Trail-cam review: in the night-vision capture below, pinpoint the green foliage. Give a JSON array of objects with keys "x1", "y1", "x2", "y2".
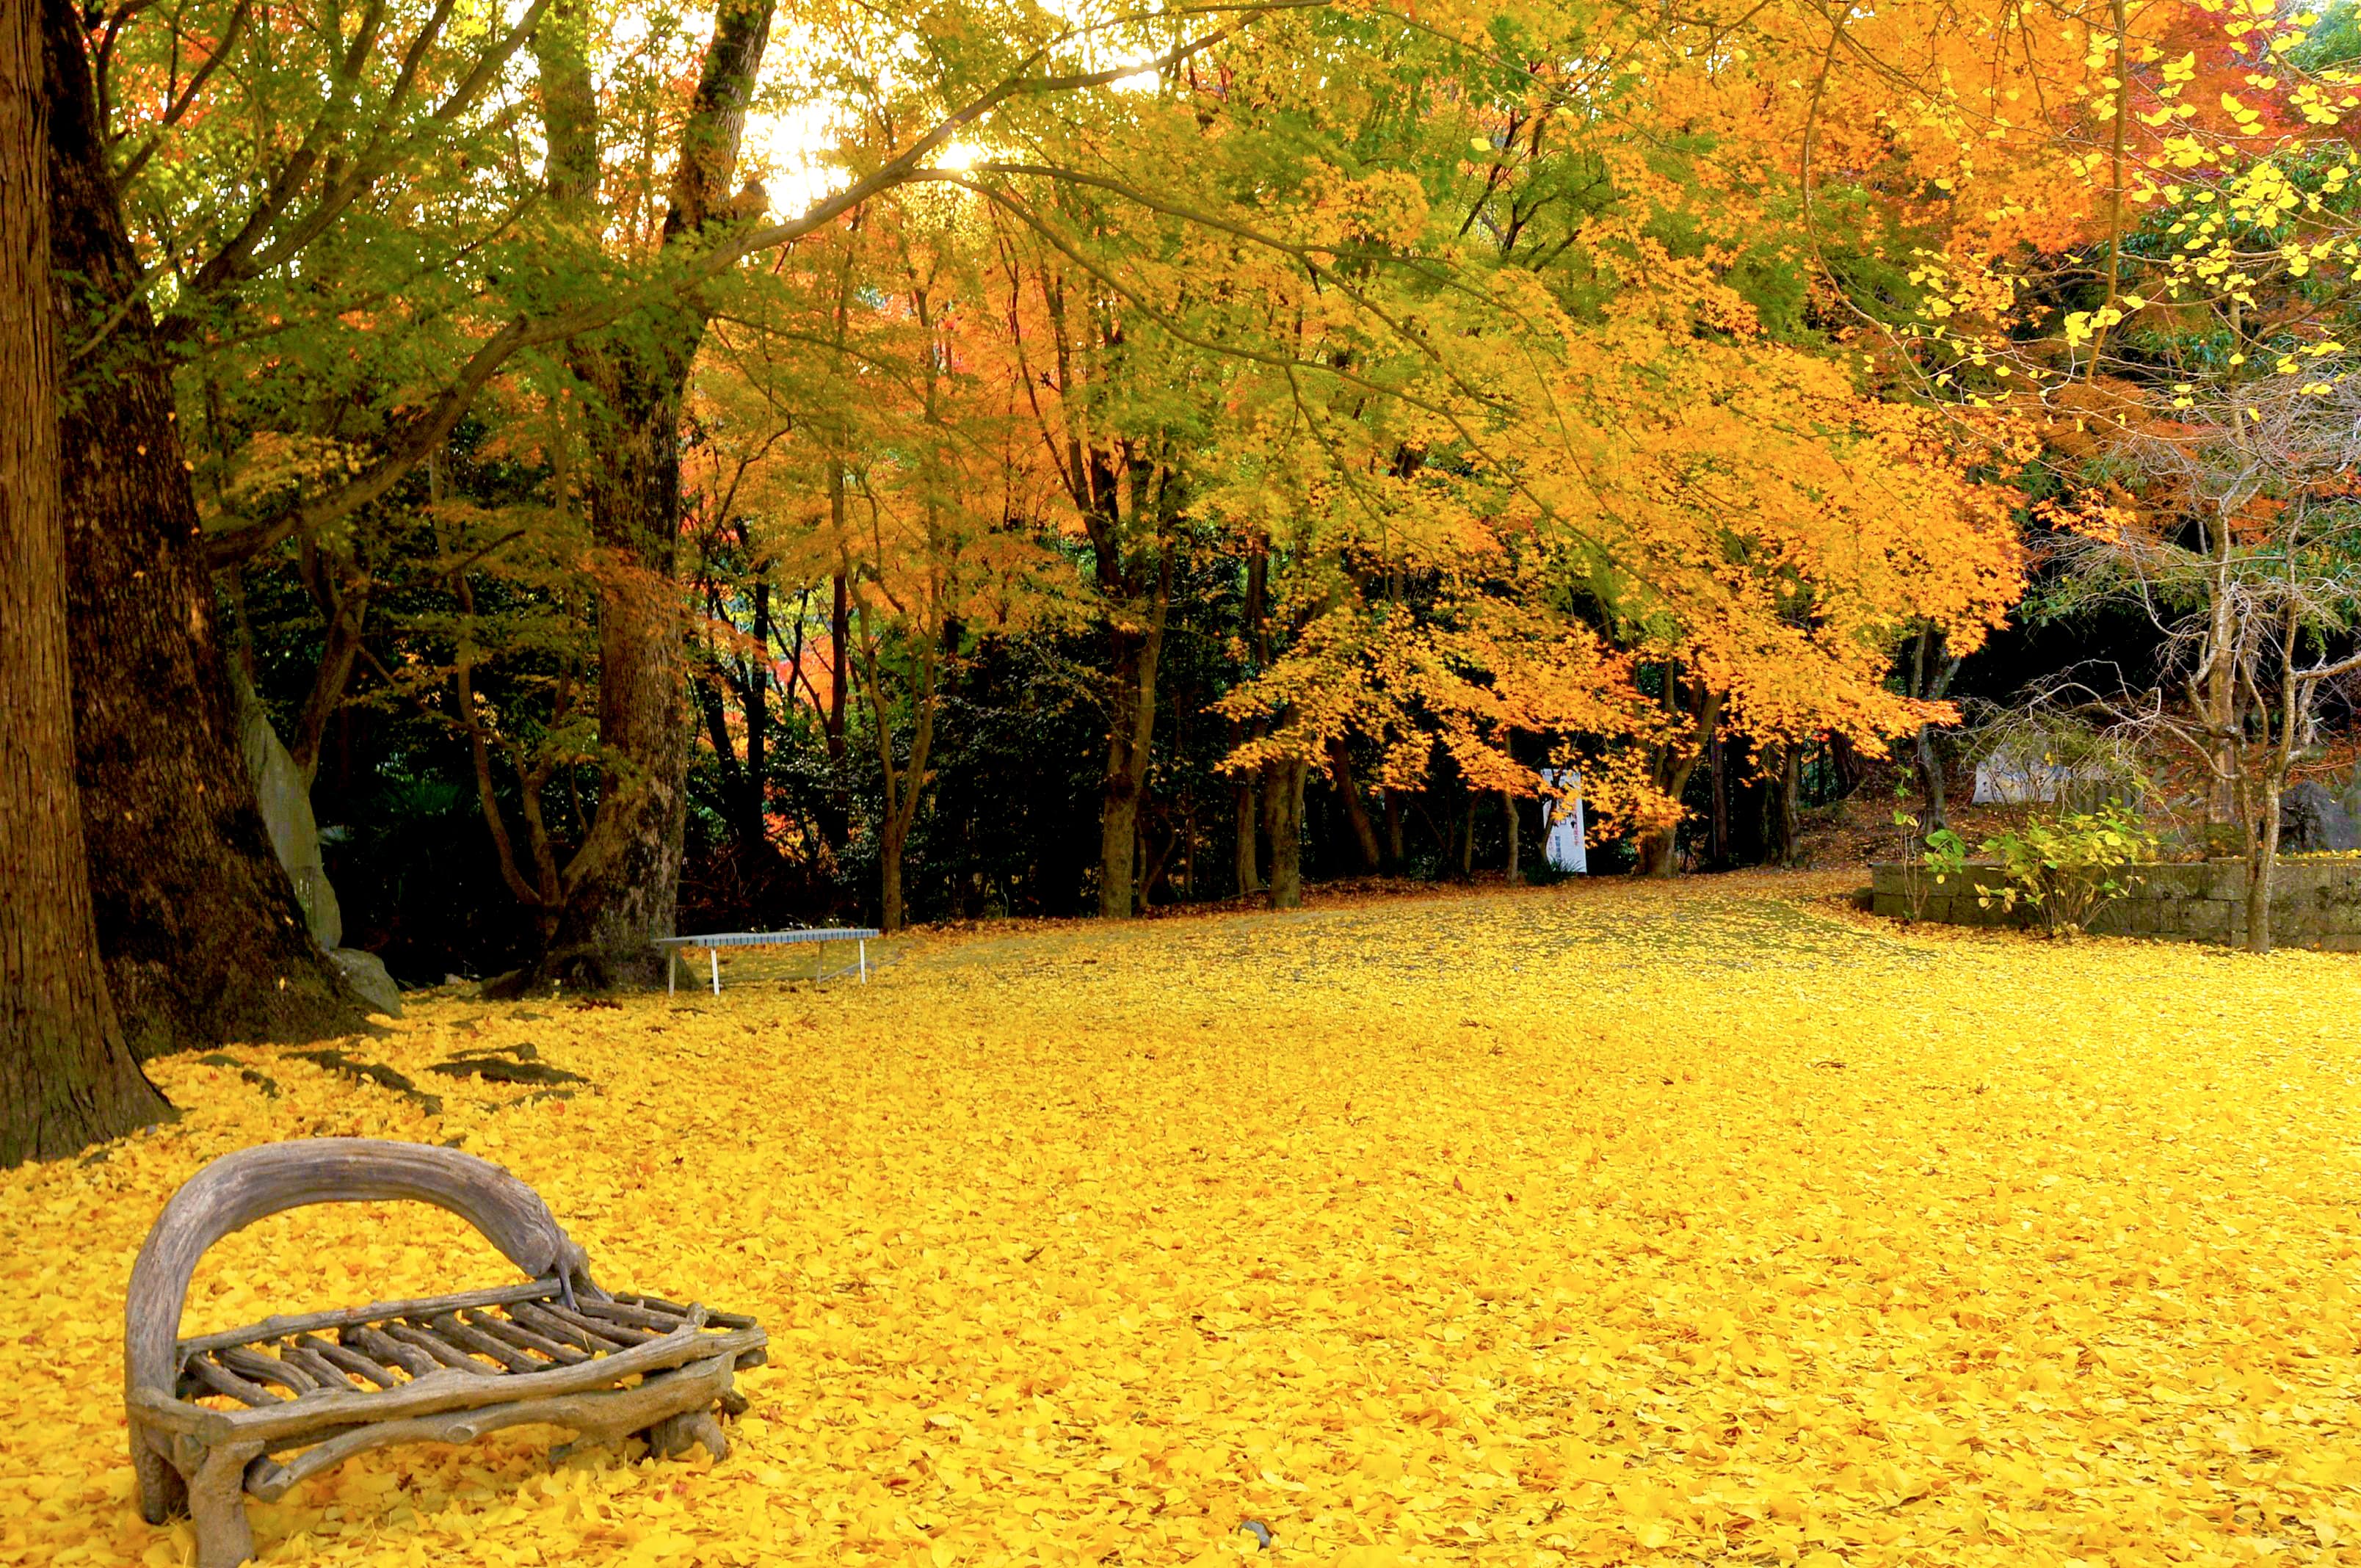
[{"x1": 1929, "y1": 803, "x2": 2159, "y2": 938}]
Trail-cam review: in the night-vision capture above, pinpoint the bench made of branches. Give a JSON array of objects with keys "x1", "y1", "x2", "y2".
[{"x1": 125, "y1": 1139, "x2": 767, "y2": 1568}]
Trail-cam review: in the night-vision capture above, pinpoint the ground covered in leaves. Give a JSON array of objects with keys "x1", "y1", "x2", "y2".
[{"x1": 8, "y1": 874, "x2": 2361, "y2": 1567}]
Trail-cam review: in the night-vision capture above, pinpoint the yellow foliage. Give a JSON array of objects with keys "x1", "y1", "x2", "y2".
[{"x1": 8, "y1": 876, "x2": 2361, "y2": 1565}]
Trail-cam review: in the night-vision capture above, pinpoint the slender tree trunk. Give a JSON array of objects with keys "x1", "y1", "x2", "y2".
[
  {"x1": 880, "y1": 825, "x2": 907, "y2": 932},
  {"x1": 1232, "y1": 537, "x2": 1267, "y2": 898},
  {"x1": 43, "y1": 0, "x2": 364, "y2": 1053},
  {"x1": 737, "y1": 576, "x2": 772, "y2": 873},
  {"x1": 1708, "y1": 731, "x2": 1729, "y2": 868},
  {"x1": 2246, "y1": 779, "x2": 2281, "y2": 954},
  {"x1": 1, "y1": 7, "x2": 169, "y2": 1161},
  {"x1": 289, "y1": 548, "x2": 369, "y2": 787},
  {"x1": 822, "y1": 570, "x2": 850, "y2": 857},
  {"x1": 1327, "y1": 735, "x2": 1382, "y2": 874},
  {"x1": 1909, "y1": 626, "x2": 1962, "y2": 833},
  {"x1": 855, "y1": 617, "x2": 938, "y2": 936},
  {"x1": 1383, "y1": 787, "x2": 1404, "y2": 868},
  {"x1": 1459, "y1": 791, "x2": 1476, "y2": 880},
  {"x1": 1097, "y1": 551, "x2": 1171, "y2": 919},
  {"x1": 1503, "y1": 789, "x2": 1521, "y2": 885},
  {"x1": 1230, "y1": 719, "x2": 1260, "y2": 896},
  {"x1": 1264, "y1": 757, "x2": 1307, "y2": 910}
]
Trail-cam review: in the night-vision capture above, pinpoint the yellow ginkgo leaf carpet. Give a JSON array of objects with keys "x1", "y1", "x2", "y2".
[{"x1": 7, "y1": 874, "x2": 2361, "y2": 1567}]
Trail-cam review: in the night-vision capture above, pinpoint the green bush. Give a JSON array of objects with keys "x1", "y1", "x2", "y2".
[{"x1": 1926, "y1": 802, "x2": 2158, "y2": 937}]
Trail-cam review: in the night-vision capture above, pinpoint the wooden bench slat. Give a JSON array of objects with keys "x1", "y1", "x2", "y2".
[
  {"x1": 278, "y1": 1343, "x2": 360, "y2": 1393},
  {"x1": 618, "y1": 1292, "x2": 760, "y2": 1332},
  {"x1": 294, "y1": 1334, "x2": 402, "y2": 1390},
  {"x1": 422, "y1": 1313, "x2": 543, "y2": 1373},
  {"x1": 533, "y1": 1299, "x2": 656, "y2": 1348},
  {"x1": 572, "y1": 1298, "x2": 681, "y2": 1335},
  {"x1": 463, "y1": 1308, "x2": 588, "y2": 1366},
  {"x1": 185, "y1": 1356, "x2": 285, "y2": 1407},
  {"x1": 380, "y1": 1322, "x2": 498, "y2": 1376},
  {"x1": 341, "y1": 1324, "x2": 437, "y2": 1379},
  {"x1": 217, "y1": 1345, "x2": 319, "y2": 1397},
  {"x1": 505, "y1": 1299, "x2": 605, "y2": 1352}
]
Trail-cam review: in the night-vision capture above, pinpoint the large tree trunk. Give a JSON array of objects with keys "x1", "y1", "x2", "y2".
[
  {"x1": 528, "y1": 0, "x2": 772, "y2": 987},
  {"x1": 1263, "y1": 757, "x2": 1308, "y2": 910},
  {"x1": 43, "y1": 0, "x2": 365, "y2": 1054},
  {"x1": 1, "y1": 4, "x2": 168, "y2": 1163},
  {"x1": 1503, "y1": 789, "x2": 1521, "y2": 885},
  {"x1": 537, "y1": 385, "x2": 695, "y2": 987},
  {"x1": 1764, "y1": 744, "x2": 1803, "y2": 866}
]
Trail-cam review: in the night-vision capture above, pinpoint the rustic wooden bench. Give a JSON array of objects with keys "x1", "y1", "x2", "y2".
[{"x1": 125, "y1": 1139, "x2": 766, "y2": 1568}]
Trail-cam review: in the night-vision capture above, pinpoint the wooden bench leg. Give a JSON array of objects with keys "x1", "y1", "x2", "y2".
[
  {"x1": 644, "y1": 1407, "x2": 729, "y2": 1462},
  {"x1": 131, "y1": 1422, "x2": 187, "y2": 1525},
  {"x1": 184, "y1": 1438, "x2": 265, "y2": 1568}
]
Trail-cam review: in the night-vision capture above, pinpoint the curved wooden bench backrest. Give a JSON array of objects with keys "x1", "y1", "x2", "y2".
[{"x1": 125, "y1": 1139, "x2": 591, "y2": 1401}]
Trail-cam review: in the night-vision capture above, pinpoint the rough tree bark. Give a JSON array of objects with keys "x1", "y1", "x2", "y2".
[
  {"x1": 1908, "y1": 625, "x2": 1962, "y2": 833},
  {"x1": 1263, "y1": 757, "x2": 1308, "y2": 910},
  {"x1": 1503, "y1": 789, "x2": 1521, "y2": 885},
  {"x1": 43, "y1": 0, "x2": 366, "y2": 1053},
  {"x1": 1095, "y1": 545, "x2": 1172, "y2": 919},
  {"x1": 1, "y1": 0, "x2": 169, "y2": 1164},
  {"x1": 1763, "y1": 745, "x2": 1803, "y2": 866},
  {"x1": 852, "y1": 607, "x2": 939, "y2": 934},
  {"x1": 529, "y1": 0, "x2": 773, "y2": 987},
  {"x1": 1327, "y1": 736, "x2": 1382, "y2": 874},
  {"x1": 1229, "y1": 717, "x2": 1261, "y2": 896},
  {"x1": 1635, "y1": 667, "x2": 1722, "y2": 878},
  {"x1": 822, "y1": 569, "x2": 851, "y2": 856}
]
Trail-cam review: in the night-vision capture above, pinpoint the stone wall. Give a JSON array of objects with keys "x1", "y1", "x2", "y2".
[{"x1": 1866, "y1": 859, "x2": 2361, "y2": 950}]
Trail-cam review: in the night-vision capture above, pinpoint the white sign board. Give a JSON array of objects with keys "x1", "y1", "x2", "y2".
[{"x1": 1539, "y1": 769, "x2": 1587, "y2": 874}]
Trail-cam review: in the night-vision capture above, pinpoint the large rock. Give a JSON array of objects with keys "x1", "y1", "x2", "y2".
[
  {"x1": 231, "y1": 667, "x2": 342, "y2": 948},
  {"x1": 2280, "y1": 780, "x2": 2361, "y2": 852},
  {"x1": 327, "y1": 948, "x2": 404, "y2": 1017}
]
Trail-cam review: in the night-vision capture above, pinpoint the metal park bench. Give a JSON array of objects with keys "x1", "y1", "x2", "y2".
[
  {"x1": 126, "y1": 1139, "x2": 766, "y2": 1568},
  {"x1": 654, "y1": 927, "x2": 882, "y2": 995}
]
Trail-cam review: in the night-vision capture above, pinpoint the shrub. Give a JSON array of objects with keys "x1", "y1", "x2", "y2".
[{"x1": 1926, "y1": 802, "x2": 2158, "y2": 937}]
